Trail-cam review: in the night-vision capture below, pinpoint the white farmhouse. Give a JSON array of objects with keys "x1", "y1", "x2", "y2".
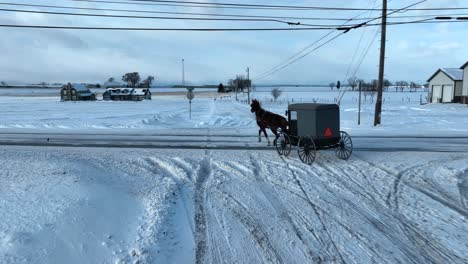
[{"x1": 427, "y1": 68, "x2": 463, "y2": 103}]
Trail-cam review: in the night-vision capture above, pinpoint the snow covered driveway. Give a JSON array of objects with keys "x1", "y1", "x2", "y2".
[{"x1": 1, "y1": 146, "x2": 467, "y2": 263}]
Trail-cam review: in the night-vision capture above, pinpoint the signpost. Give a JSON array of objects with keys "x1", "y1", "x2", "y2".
[{"x1": 186, "y1": 87, "x2": 194, "y2": 119}]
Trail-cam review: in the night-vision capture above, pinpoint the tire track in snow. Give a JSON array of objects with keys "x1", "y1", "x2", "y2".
[
  {"x1": 458, "y1": 169, "x2": 468, "y2": 209},
  {"x1": 278, "y1": 156, "x2": 450, "y2": 263},
  {"x1": 248, "y1": 155, "x2": 315, "y2": 262},
  {"x1": 278, "y1": 156, "x2": 347, "y2": 264},
  {"x1": 360, "y1": 158, "x2": 468, "y2": 217},
  {"x1": 194, "y1": 150, "x2": 213, "y2": 264},
  {"x1": 137, "y1": 157, "x2": 195, "y2": 263},
  {"x1": 347, "y1": 157, "x2": 468, "y2": 263},
  {"x1": 212, "y1": 186, "x2": 285, "y2": 264}
]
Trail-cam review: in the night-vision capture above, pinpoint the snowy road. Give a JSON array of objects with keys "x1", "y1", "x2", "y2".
[
  {"x1": 1, "y1": 145, "x2": 467, "y2": 263},
  {"x1": 0, "y1": 132, "x2": 468, "y2": 152}
]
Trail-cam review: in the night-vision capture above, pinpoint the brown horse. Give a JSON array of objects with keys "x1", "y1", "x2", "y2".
[{"x1": 250, "y1": 99, "x2": 288, "y2": 145}]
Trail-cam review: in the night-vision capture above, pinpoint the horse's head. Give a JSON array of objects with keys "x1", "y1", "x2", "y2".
[{"x1": 250, "y1": 99, "x2": 261, "y2": 113}]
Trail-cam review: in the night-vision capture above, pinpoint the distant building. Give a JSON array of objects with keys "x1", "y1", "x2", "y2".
[
  {"x1": 60, "y1": 83, "x2": 96, "y2": 101},
  {"x1": 427, "y1": 68, "x2": 463, "y2": 103},
  {"x1": 461, "y1": 61, "x2": 468, "y2": 104},
  {"x1": 102, "y1": 88, "x2": 151, "y2": 101}
]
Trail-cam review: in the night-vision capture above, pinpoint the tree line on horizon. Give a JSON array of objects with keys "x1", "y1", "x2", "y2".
[{"x1": 329, "y1": 77, "x2": 426, "y2": 92}]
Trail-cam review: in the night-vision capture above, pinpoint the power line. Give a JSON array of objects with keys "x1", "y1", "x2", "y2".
[
  {"x1": 72, "y1": 0, "x2": 468, "y2": 11},
  {"x1": 2, "y1": 6, "x2": 456, "y2": 28},
  {"x1": 254, "y1": 32, "x2": 349, "y2": 81},
  {"x1": 252, "y1": 0, "x2": 427, "y2": 81},
  {"x1": 2, "y1": 19, "x2": 464, "y2": 32},
  {"x1": 252, "y1": 4, "x2": 380, "y2": 81},
  {"x1": 0, "y1": 8, "x2": 311, "y2": 25},
  {"x1": 254, "y1": 0, "x2": 389, "y2": 81},
  {"x1": 344, "y1": 0, "x2": 378, "y2": 82},
  {"x1": 9, "y1": 7, "x2": 431, "y2": 28},
  {"x1": 0, "y1": 24, "x2": 342, "y2": 30},
  {"x1": 0, "y1": 2, "x2": 371, "y2": 21},
  {"x1": 3, "y1": 2, "x2": 462, "y2": 22}
]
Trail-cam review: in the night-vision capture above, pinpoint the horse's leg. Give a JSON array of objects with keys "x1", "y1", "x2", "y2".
[
  {"x1": 258, "y1": 129, "x2": 262, "y2": 142},
  {"x1": 271, "y1": 127, "x2": 279, "y2": 146},
  {"x1": 262, "y1": 128, "x2": 270, "y2": 145}
]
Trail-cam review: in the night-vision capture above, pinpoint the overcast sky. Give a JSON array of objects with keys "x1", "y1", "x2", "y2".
[{"x1": 0, "y1": 0, "x2": 467, "y2": 85}]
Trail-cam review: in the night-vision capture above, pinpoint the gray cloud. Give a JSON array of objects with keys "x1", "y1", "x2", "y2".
[{"x1": 0, "y1": 0, "x2": 467, "y2": 85}]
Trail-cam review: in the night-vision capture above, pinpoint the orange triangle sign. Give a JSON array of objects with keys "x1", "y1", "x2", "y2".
[{"x1": 323, "y1": 127, "x2": 333, "y2": 138}]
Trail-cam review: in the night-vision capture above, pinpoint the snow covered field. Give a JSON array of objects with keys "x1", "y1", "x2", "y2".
[
  {"x1": 0, "y1": 87, "x2": 468, "y2": 137},
  {"x1": 1, "y1": 88, "x2": 468, "y2": 263},
  {"x1": 1, "y1": 146, "x2": 467, "y2": 263}
]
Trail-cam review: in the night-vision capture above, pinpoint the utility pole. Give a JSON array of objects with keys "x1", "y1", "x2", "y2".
[
  {"x1": 358, "y1": 81, "x2": 362, "y2": 125},
  {"x1": 246, "y1": 67, "x2": 250, "y2": 104},
  {"x1": 374, "y1": 0, "x2": 387, "y2": 126},
  {"x1": 182, "y1": 59, "x2": 185, "y2": 87}
]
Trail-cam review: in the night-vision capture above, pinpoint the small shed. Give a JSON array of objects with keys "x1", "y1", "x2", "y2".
[
  {"x1": 427, "y1": 68, "x2": 463, "y2": 103},
  {"x1": 60, "y1": 83, "x2": 96, "y2": 101},
  {"x1": 461, "y1": 61, "x2": 468, "y2": 104}
]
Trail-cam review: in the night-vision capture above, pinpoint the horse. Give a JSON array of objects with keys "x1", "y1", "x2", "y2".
[{"x1": 250, "y1": 99, "x2": 288, "y2": 146}]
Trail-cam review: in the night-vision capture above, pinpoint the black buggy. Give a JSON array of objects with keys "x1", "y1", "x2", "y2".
[{"x1": 275, "y1": 103, "x2": 353, "y2": 165}]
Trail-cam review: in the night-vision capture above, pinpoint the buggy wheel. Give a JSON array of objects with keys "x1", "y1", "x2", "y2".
[
  {"x1": 297, "y1": 136, "x2": 317, "y2": 165},
  {"x1": 335, "y1": 131, "x2": 353, "y2": 160},
  {"x1": 276, "y1": 132, "x2": 292, "y2": 156}
]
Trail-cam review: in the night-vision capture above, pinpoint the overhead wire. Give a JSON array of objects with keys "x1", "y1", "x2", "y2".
[
  {"x1": 253, "y1": 0, "x2": 427, "y2": 82},
  {"x1": 344, "y1": 0, "x2": 378, "y2": 83},
  {"x1": 71, "y1": 0, "x2": 468, "y2": 11},
  {"x1": 1, "y1": 2, "x2": 465, "y2": 22}
]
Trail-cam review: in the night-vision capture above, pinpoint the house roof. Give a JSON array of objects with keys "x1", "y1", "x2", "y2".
[
  {"x1": 460, "y1": 61, "x2": 468, "y2": 69},
  {"x1": 71, "y1": 83, "x2": 90, "y2": 92},
  {"x1": 427, "y1": 68, "x2": 463, "y2": 82},
  {"x1": 106, "y1": 88, "x2": 133, "y2": 95},
  {"x1": 62, "y1": 83, "x2": 92, "y2": 92},
  {"x1": 132, "y1": 88, "x2": 150, "y2": 95}
]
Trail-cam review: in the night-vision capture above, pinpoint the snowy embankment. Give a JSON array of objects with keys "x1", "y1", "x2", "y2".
[{"x1": 1, "y1": 146, "x2": 467, "y2": 263}]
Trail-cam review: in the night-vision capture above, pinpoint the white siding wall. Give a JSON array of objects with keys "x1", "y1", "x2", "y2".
[{"x1": 463, "y1": 66, "x2": 468, "y2": 96}]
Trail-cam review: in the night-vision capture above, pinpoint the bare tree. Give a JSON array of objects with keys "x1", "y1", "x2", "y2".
[
  {"x1": 0, "y1": 81, "x2": 7, "y2": 87},
  {"x1": 329, "y1": 82, "x2": 335, "y2": 91},
  {"x1": 108, "y1": 77, "x2": 115, "y2": 83},
  {"x1": 122, "y1": 72, "x2": 141, "y2": 88},
  {"x1": 383, "y1": 79, "x2": 392, "y2": 92},
  {"x1": 347, "y1": 76, "x2": 358, "y2": 91},
  {"x1": 141, "y1": 75, "x2": 155, "y2": 88},
  {"x1": 271, "y1": 88, "x2": 282, "y2": 102},
  {"x1": 232, "y1": 75, "x2": 251, "y2": 93},
  {"x1": 400, "y1": 81, "x2": 408, "y2": 92},
  {"x1": 410, "y1": 81, "x2": 417, "y2": 92}
]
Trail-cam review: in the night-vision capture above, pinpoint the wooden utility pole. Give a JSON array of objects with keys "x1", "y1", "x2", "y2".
[
  {"x1": 374, "y1": 0, "x2": 387, "y2": 126},
  {"x1": 246, "y1": 67, "x2": 250, "y2": 104},
  {"x1": 182, "y1": 59, "x2": 185, "y2": 87},
  {"x1": 358, "y1": 81, "x2": 362, "y2": 125}
]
